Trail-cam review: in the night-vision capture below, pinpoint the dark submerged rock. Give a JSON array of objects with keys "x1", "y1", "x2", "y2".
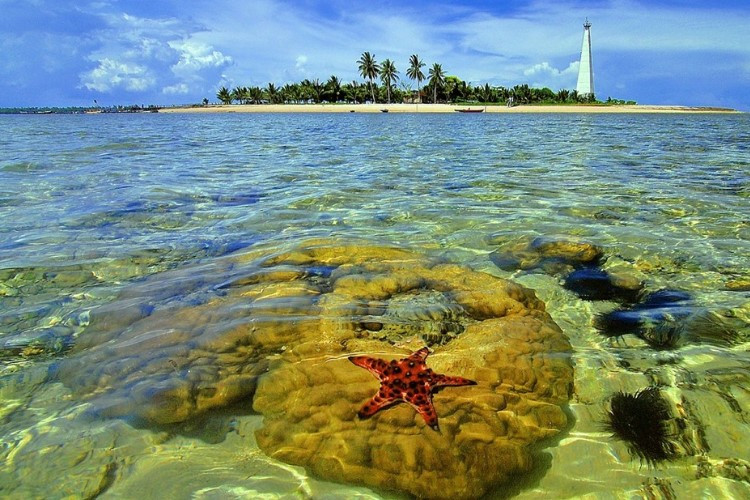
[
  {"x1": 563, "y1": 267, "x2": 641, "y2": 302},
  {"x1": 0, "y1": 326, "x2": 74, "y2": 359},
  {"x1": 639, "y1": 289, "x2": 692, "y2": 307},
  {"x1": 596, "y1": 290, "x2": 744, "y2": 349},
  {"x1": 596, "y1": 289, "x2": 693, "y2": 347}
]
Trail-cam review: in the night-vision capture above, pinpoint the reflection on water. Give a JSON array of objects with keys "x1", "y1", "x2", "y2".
[{"x1": 0, "y1": 113, "x2": 749, "y2": 498}]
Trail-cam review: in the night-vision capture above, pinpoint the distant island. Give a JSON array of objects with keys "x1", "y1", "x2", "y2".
[
  {"x1": 159, "y1": 104, "x2": 739, "y2": 114},
  {"x1": 210, "y1": 52, "x2": 626, "y2": 108},
  {"x1": 0, "y1": 52, "x2": 740, "y2": 114}
]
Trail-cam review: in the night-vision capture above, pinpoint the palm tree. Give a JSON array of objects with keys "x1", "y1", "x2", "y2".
[
  {"x1": 231, "y1": 86, "x2": 246, "y2": 104},
  {"x1": 282, "y1": 83, "x2": 300, "y2": 103},
  {"x1": 478, "y1": 83, "x2": 493, "y2": 103},
  {"x1": 299, "y1": 79, "x2": 313, "y2": 102},
  {"x1": 216, "y1": 86, "x2": 232, "y2": 105},
  {"x1": 407, "y1": 54, "x2": 425, "y2": 103},
  {"x1": 379, "y1": 59, "x2": 398, "y2": 104},
  {"x1": 344, "y1": 81, "x2": 366, "y2": 103},
  {"x1": 265, "y1": 83, "x2": 280, "y2": 104},
  {"x1": 326, "y1": 75, "x2": 342, "y2": 103},
  {"x1": 428, "y1": 63, "x2": 445, "y2": 104},
  {"x1": 249, "y1": 86, "x2": 263, "y2": 104},
  {"x1": 358, "y1": 51, "x2": 380, "y2": 103},
  {"x1": 311, "y1": 78, "x2": 324, "y2": 103},
  {"x1": 512, "y1": 84, "x2": 531, "y2": 104}
]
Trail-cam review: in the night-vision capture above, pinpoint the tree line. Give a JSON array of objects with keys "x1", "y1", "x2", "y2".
[{"x1": 215, "y1": 52, "x2": 608, "y2": 106}]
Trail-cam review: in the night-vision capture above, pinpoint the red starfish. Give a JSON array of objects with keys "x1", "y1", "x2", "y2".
[{"x1": 349, "y1": 347, "x2": 476, "y2": 431}]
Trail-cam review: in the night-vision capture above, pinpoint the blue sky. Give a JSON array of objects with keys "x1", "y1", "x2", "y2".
[{"x1": 1, "y1": 0, "x2": 748, "y2": 109}]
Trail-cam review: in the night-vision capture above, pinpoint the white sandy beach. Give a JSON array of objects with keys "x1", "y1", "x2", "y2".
[{"x1": 159, "y1": 103, "x2": 739, "y2": 114}]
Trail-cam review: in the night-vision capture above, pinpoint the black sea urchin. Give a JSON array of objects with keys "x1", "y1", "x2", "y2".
[{"x1": 606, "y1": 387, "x2": 677, "y2": 464}]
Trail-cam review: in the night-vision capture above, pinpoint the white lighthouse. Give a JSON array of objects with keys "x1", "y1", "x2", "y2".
[{"x1": 576, "y1": 19, "x2": 594, "y2": 98}]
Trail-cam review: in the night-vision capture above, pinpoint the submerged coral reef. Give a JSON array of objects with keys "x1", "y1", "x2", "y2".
[{"x1": 55, "y1": 240, "x2": 574, "y2": 498}]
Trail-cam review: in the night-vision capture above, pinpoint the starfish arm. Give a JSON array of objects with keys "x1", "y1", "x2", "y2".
[
  {"x1": 410, "y1": 347, "x2": 431, "y2": 362},
  {"x1": 405, "y1": 392, "x2": 440, "y2": 431},
  {"x1": 357, "y1": 390, "x2": 400, "y2": 419},
  {"x1": 349, "y1": 355, "x2": 389, "y2": 380}
]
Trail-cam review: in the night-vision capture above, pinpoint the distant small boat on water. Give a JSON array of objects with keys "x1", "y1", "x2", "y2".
[
  {"x1": 456, "y1": 108, "x2": 484, "y2": 113},
  {"x1": 380, "y1": 109, "x2": 389, "y2": 113}
]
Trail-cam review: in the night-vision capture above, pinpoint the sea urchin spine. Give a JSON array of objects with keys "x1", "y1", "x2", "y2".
[{"x1": 606, "y1": 387, "x2": 677, "y2": 464}]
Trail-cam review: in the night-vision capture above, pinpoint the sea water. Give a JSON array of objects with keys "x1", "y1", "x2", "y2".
[{"x1": 0, "y1": 112, "x2": 748, "y2": 498}]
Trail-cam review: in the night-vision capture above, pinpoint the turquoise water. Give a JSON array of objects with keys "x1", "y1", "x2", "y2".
[{"x1": 1, "y1": 112, "x2": 749, "y2": 498}]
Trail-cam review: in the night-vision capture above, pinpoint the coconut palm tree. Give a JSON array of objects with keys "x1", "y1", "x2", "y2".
[
  {"x1": 249, "y1": 86, "x2": 263, "y2": 104},
  {"x1": 299, "y1": 79, "x2": 314, "y2": 102},
  {"x1": 265, "y1": 83, "x2": 281, "y2": 104},
  {"x1": 478, "y1": 83, "x2": 493, "y2": 103},
  {"x1": 358, "y1": 51, "x2": 380, "y2": 103},
  {"x1": 379, "y1": 59, "x2": 398, "y2": 104},
  {"x1": 512, "y1": 84, "x2": 531, "y2": 104},
  {"x1": 231, "y1": 86, "x2": 246, "y2": 104},
  {"x1": 344, "y1": 81, "x2": 366, "y2": 103},
  {"x1": 407, "y1": 54, "x2": 425, "y2": 103},
  {"x1": 556, "y1": 89, "x2": 570, "y2": 103},
  {"x1": 216, "y1": 86, "x2": 232, "y2": 105},
  {"x1": 310, "y1": 78, "x2": 324, "y2": 103},
  {"x1": 326, "y1": 75, "x2": 342, "y2": 103},
  {"x1": 282, "y1": 83, "x2": 300, "y2": 103},
  {"x1": 428, "y1": 63, "x2": 445, "y2": 104}
]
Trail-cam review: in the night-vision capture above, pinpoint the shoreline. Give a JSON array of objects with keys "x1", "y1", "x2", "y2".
[{"x1": 159, "y1": 103, "x2": 741, "y2": 114}]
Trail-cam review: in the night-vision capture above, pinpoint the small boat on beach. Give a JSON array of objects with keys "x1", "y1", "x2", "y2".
[
  {"x1": 456, "y1": 108, "x2": 484, "y2": 113},
  {"x1": 380, "y1": 109, "x2": 389, "y2": 113}
]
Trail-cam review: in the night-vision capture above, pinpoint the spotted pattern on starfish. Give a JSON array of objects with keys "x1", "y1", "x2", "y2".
[{"x1": 349, "y1": 347, "x2": 476, "y2": 430}]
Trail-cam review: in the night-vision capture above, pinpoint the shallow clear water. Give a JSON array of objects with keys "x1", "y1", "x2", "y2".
[{"x1": 1, "y1": 112, "x2": 749, "y2": 498}]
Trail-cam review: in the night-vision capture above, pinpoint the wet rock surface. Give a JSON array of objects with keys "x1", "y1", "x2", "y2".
[
  {"x1": 488, "y1": 235, "x2": 645, "y2": 303},
  {"x1": 596, "y1": 290, "x2": 746, "y2": 349},
  {"x1": 489, "y1": 236, "x2": 603, "y2": 274},
  {"x1": 563, "y1": 267, "x2": 643, "y2": 302},
  {"x1": 54, "y1": 240, "x2": 574, "y2": 498}
]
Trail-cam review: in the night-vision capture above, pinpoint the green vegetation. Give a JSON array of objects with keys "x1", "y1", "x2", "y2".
[
  {"x1": 213, "y1": 52, "x2": 629, "y2": 106},
  {"x1": 407, "y1": 54, "x2": 426, "y2": 103},
  {"x1": 605, "y1": 97, "x2": 637, "y2": 105},
  {"x1": 380, "y1": 59, "x2": 398, "y2": 104},
  {"x1": 428, "y1": 63, "x2": 446, "y2": 104},
  {"x1": 358, "y1": 51, "x2": 380, "y2": 104}
]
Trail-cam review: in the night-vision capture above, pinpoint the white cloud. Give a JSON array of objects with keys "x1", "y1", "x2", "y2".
[
  {"x1": 82, "y1": 58, "x2": 154, "y2": 92},
  {"x1": 295, "y1": 55, "x2": 308, "y2": 72},
  {"x1": 168, "y1": 40, "x2": 232, "y2": 77},
  {"x1": 79, "y1": 11, "x2": 230, "y2": 98},
  {"x1": 522, "y1": 61, "x2": 579, "y2": 88},
  {"x1": 162, "y1": 83, "x2": 189, "y2": 94},
  {"x1": 524, "y1": 61, "x2": 578, "y2": 77}
]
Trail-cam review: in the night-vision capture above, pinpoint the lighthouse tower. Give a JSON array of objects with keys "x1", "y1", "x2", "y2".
[{"x1": 576, "y1": 19, "x2": 594, "y2": 98}]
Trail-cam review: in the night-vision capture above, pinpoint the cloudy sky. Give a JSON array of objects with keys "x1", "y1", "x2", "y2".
[{"x1": 1, "y1": 0, "x2": 749, "y2": 109}]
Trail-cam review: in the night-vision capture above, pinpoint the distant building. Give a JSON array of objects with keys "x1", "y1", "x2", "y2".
[{"x1": 576, "y1": 19, "x2": 594, "y2": 98}]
